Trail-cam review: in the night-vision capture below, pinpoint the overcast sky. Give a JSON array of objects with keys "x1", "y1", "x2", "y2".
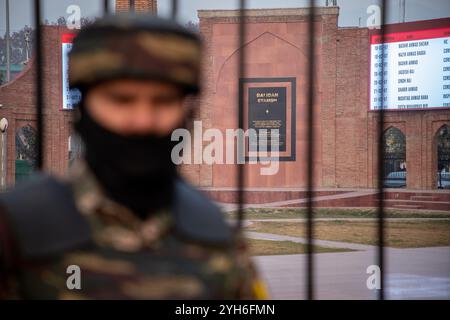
[{"x1": 1, "y1": 0, "x2": 450, "y2": 33}]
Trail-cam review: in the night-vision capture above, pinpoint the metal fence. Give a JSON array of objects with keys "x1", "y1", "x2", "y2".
[{"x1": 31, "y1": 0, "x2": 389, "y2": 300}]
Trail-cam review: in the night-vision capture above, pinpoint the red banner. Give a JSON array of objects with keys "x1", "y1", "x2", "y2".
[
  {"x1": 371, "y1": 26, "x2": 450, "y2": 44},
  {"x1": 62, "y1": 33, "x2": 76, "y2": 44}
]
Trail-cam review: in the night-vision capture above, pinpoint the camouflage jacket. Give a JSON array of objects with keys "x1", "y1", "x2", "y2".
[{"x1": 0, "y1": 161, "x2": 268, "y2": 299}]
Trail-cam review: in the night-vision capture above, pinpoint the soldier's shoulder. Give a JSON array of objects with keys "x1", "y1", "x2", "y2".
[
  {"x1": 0, "y1": 173, "x2": 91, "y2": 259},
  {"x1": 172, "y1": 179, "x2": 234, "y2": 247}
]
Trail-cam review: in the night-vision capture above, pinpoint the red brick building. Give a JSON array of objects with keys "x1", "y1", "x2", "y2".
[
  {"x1": 0, "y1": 4, "x2": 449, "y2": 193},
  {"x1": 115, "y1": 0, "x2": 157, "y2": 13},
  {"x1": 184, "y1": 8, "x2": 450, "y2": 191},
  {"x1": 0, "y1": 0, "x2": 158, "y2": 186},
  {"x1": 0, "y1": 26, "x2": 74, "y2": 185}
]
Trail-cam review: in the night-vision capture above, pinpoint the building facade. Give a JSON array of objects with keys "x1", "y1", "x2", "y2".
[
  {"x1": 0, "y1": 0, "x2": 158, "y2": 186},
  {"x1": 0, "y1": 5, "x2": 449, "y2": 191},
  {"x1": 182, "y1": 8, "x2": 450, "y2": 190},
  {"x1": 115, "y1": 0, "x2": 157, "y2": 13}
]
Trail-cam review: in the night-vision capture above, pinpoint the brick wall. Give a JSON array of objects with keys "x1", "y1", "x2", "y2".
[
  {"x1": 0, "y1": 27, "x2": 75, "y2": 185},
  {"x1": 1, "y1": 8, "x2": 448, "y2": 190},
  {"x1": 194, "y1": 8, "x2": 450, "y2": 190},
  {"x1": 115, "y1": 0, "x2": 157, "y2": 13},
  {"x1": 334, "y1": 27, "x2": 371, "y2": 188},
  {"x1": 193, "y1": 8, "x2": 335, "y2": 188},
  {"x1": 335, "y1": 27, "x2": 450, "y2": 189}
]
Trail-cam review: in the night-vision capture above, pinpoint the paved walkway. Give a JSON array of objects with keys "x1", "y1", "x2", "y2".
[
  {"x1": 244, "y1": 220, "x2": 450, "y2": 299},
  {"x1": 246, "y1": 231, "x2": 375, "y2": 251},
  {"x1": 252, "y1": 246, "x2": 450, "y2": 299},
  {"x1": 221, "y1": 196, "x2": 450, "y2": 299}
]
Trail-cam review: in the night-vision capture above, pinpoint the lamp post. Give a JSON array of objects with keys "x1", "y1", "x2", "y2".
[
  {"x1": 25, "y1": 30, "x2": 31, "y2": 63},
  {"x1": 0, "y1": 118, "x2": 9, "y2": 191}
]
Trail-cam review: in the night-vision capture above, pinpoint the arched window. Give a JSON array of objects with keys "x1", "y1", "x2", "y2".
[
  {"x1": 383, "y1": 127, "x2": 406, "y2": 188},
  {"x1": 436, "y1": 125, "x2": 450, "y2": 189},
  {"x1": 15, "y1": 125, "x2": 37, "y2": 182}
]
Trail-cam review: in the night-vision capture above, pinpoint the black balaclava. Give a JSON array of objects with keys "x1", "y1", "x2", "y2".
[{"x1": 74, "y1": 103, "x2": 178, "y2": 220}]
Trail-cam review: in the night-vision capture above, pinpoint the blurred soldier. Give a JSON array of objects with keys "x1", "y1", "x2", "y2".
[{"x1": 0, "y1": 14, "x2": 268, "y2": 299}]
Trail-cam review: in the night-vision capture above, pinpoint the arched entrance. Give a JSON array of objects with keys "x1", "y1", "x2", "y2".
[
  {"x1": 383, "y1": 127, "x2": 406, "y2": 188},
  {"x1": 436, "y1": 125, "x2": 450, "y2": 189},
  {"x1": 15, "y1": 125, "x2": 37, "y2": 182}
]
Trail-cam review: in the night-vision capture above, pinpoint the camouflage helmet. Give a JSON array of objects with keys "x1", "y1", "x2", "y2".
[{"x1": 69, "y1": 13, "x2": 202, "y2": 94}]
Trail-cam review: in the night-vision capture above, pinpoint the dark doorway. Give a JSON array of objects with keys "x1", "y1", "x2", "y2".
[
  {"x1": 383, "y1": 127, "x2": 406, "y2": 188},
  {"x1": 437, "y1": 125, "x2": 450, "y2": 189},
  {"x1": 15, "y1": 125, "x2": 37, "y2": 183}
]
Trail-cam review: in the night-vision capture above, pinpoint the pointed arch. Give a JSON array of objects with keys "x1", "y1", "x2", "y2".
[{"x1": 214, "y1": 31, "x2": 307, "y2": 93}]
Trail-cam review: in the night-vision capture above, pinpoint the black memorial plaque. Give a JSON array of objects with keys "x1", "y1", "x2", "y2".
[
  {"x1": 248, "y1": 87, "x2": 287, "y2": 152},
  {"x1": 240, "y1": 77, "x2": 296, "y2": 161}
]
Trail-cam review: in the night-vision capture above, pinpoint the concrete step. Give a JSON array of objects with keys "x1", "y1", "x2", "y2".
[{"x1": 410, "y1": 195, "x2": 438, "y2": 201}]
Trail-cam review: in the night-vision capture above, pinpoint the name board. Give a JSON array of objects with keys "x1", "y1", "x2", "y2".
[
  {"x1": 370, "y1": 21, "x2": 450, "y2": 110},
  {"x1": 62, "y1": 34, "x2": 81, "y2": 110}
]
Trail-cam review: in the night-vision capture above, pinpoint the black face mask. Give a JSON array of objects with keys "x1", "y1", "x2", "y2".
[{"x1": 74, "y1": 109, "x2": 177, "y2": 219}]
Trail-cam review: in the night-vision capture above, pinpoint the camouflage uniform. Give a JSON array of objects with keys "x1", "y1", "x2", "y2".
[
  {"x1": 0, "y1": 14, "x2": 269, "y2": 300},
  {"x1": 0, "y1": 161, "x2": 267, "y2": 299}
]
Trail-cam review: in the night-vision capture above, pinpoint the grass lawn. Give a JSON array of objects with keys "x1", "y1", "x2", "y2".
[
  {"x1": 228, "y1": 207, "x2": 450, "y2": 219},
  {"x1": 246, "y1": 238, "x2": 353, "y2": 256},
  {"x1": 247, "y1": 220, "x2": 450, "y2": 248}
]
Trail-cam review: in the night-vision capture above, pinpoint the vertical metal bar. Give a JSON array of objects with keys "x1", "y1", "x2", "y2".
[
  {"x1": 33, "y1": 0, "x2": 43, "y2": 170},
  {"x1": 129, "y1": 0, "x2": 135, "y2": 12},
  {"x1": 399, "y1": 0, "x2": 406, "y2": 23},
  {"x1": 171, "y1": 0, "x2": 178, "y2": 20},
  {"x1": 305, "y1": 0, "x2": 316, "y2": 300},
  {"x1": 236, "y1": 0, "x2": 246, "y2": 230},
  {"x1": 5, "y1": 0, "x2": 11, "y2": 82},
  {"x1": 377, "y1": 0, "x2": 387, "y2": 300},
  {"x1": 103, "y1": 0, "x2": 109, "y2": 14}
]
